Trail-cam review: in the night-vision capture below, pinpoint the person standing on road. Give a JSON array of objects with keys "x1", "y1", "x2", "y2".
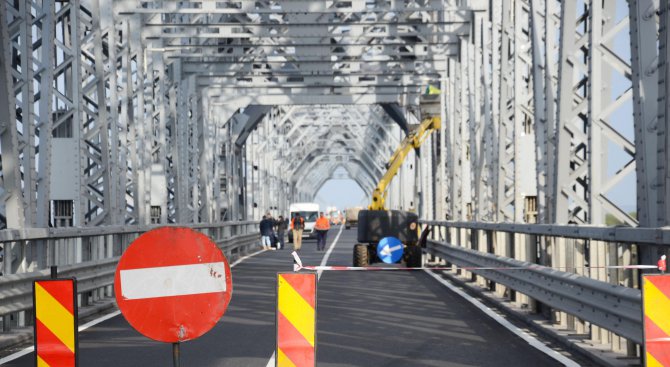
[
  {"x1": 275, "y1": 215, "x2": 288, "y2": 250},
  {"x1": 315, "y1": 212, "x2": 331, "y2": 251},
  {"x1": 291, "y1": 213, "x2": 305, "y2": 251},
  {"x1": 260, "y1": 213, "x2": 275, "y2": 250}
]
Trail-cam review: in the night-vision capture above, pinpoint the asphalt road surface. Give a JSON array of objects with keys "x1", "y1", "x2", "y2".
[{"x1": 4, "y1": 225, "x2": 573, "y2": 366}]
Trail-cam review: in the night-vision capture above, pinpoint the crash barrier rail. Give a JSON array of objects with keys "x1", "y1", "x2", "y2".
[
  {"x1": 421, "y1": 220, "x2": 670, "y2": 356},
  {"x1": 0, "y1": 222, "x2": 260, "y2": 334}
]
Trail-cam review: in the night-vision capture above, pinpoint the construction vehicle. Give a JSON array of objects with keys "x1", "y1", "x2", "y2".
[
  {"x1": 354, "y1": 111, "x2": 440, "y2": 268},
  {"x1": 345, "y1": 207, "x2": 363, "y2": 229}
]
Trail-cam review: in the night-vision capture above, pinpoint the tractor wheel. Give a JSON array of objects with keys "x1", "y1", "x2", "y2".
[
  {"x1": 405, "y1": 245, "x2": 422, "y2": 268},
  {"x1": 353, "y1": 244, "x2": 369, "y2": 267}
]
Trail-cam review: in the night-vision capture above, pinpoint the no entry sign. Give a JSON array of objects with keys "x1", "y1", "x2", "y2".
[{"x1": 114, "y1": 227, "x2": 232, "y2": 343}]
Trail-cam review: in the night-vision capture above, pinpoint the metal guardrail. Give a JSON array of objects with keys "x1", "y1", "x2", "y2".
[
  {"x1": 424, "y1": 239, "x2": 643, "y2": 343},
  {"x1": 421, "y1": 220, "x2": 670, "y2": 246},
  {"x1": 0, "y1": 222, "x2": 261, "y2": 333},
  {"x1": 419, "y1": 219, "x2": 668, "y2": 355}
]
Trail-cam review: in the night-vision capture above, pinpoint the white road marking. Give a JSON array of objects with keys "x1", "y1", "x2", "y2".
[
  {"x1": 424, "y1": 270, "x2": 581, "y2": 367},
  {"x1": 0, "y1": 347, "x2": 33, "y2": 365},
  {"x1": 380, "y1": 244, "x2": 402, "y2": 257},
  {"x1": 120, "y1": 262, "x2": 227, "y2": 300}
]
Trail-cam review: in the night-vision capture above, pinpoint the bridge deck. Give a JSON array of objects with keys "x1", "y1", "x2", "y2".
[{"x1": 4, "y1": 226, "x2": 588, "y2": 366}]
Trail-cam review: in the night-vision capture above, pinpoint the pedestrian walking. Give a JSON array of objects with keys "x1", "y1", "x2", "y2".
[
  {"x1": 275, "y1": 215, "x2": 288, "y2": 250},
  {"x1": 260, "y1": 213, "x2": 275, "y2": 250},
  {"x1": 315, "y1": 212, "x2": 331, "y2": 251},
  {"x1": 291, "y1": 213, "x2": 305, "y2": 251}
]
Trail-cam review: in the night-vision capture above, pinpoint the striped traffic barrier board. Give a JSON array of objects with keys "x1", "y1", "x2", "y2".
[
  {"x1": 643, "y1": 275, "x2": 670, "y2": 366},
  {"x1": 277, "y1": 273, "x2": 316, "y2": 367},
  {"x1": 33, "y1": 279, "x2": 78, "y2": 366}
]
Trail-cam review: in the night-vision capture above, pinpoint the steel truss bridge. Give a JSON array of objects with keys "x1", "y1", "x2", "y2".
[{"x1": 1, "y1": 0, "x2": 670, "y2": 364}]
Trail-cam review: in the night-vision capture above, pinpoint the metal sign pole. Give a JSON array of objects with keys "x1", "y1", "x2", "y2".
[{"x1": 172, "y1": 342, "x2": 180, "y2": 367}]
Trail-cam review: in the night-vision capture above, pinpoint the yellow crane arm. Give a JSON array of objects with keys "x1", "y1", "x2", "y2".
[{"x1": 369, "y1": 116, "x2": 441, "y2": 211}]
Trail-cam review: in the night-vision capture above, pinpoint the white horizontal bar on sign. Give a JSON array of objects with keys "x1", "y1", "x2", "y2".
[{"x1": 120, "y1": 262, "x2": 227, "y2": 300}]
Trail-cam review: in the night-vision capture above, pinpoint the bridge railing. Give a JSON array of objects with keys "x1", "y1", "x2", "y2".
[
  {"x1": 0, "y1": 222, "x2": 260, "y2": 335},
  {"x1": 421, "y1": 220, "x2": 670, "y2": 357}
]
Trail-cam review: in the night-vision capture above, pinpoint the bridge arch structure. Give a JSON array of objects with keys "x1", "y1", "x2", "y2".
[{"x1": 1, "y1": 0, "x2": 670, "y2": 360}]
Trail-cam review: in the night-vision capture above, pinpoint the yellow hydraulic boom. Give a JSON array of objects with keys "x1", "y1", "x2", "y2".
[{"x1": 369, "y1": 116, "x2": 441, "y2": 211}]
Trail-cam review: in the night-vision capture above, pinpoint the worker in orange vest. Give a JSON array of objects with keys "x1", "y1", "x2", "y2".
[{"x1": 315, "y1": 212, "x2": 331, "y2": 251}]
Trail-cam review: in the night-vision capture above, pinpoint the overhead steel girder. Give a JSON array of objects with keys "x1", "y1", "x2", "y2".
[
  {"x1": 145, "y1": 26, "x2": 465, "y2": 42},
  {"x1": 231, "y1": 105, "x2": 272, "y2": 149},
  {"x1": 380, "y1": 103, "x2": 411, "y2": 135},
  {"x1": 126, "y1": 4, "x2": 470, "y2": 17},
  {"x1": 159, "y1": 44, "x2": 458, "y2": 59},
  {"x1": 208, "y1": 93, "x2": 413, "y2": 106},
  {"x1": 129, "y1": 0, "x2": 469, "y2": 95},
  {"x1": 119, "y1": 2, "x2": 467, "y2": 17},
  {"x1": 187, "y1": 60, "x2": 447, "y2": 76},
  {"x1": 196, "y1": 75, "x2": 441, "y2": 89},
  {"x1": 201, "y1": 84, "x2": 434, "y2": 92}
]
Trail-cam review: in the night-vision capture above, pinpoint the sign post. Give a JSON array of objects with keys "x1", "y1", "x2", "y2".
[{"x1": 115, "y1": 227, "x2": 233, "y2": 365}]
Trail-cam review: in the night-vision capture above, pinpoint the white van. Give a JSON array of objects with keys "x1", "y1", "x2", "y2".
[{"x1": 288, "y1": 202, "x2": 320, "y2": 242}]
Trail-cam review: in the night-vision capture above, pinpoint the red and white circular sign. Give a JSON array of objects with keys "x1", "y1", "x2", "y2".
[{"x1": 114, "y1": 227, "x2": 233, "y2": 343}]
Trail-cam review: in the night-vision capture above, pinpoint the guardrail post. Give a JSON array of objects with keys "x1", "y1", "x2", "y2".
[
  {"x1": 476, "y1": 229, "x2": 487, "y2": 288},
  {"x1": 513, "y1": 233, "x2": 527, "y2": 308},
  {"x1": 590, "y1": 239, "x2": 606, "y2": 344},
  {"x1": 574, "y1": 239, "x2": 586, "y2": 335},
  {"x1": 2, "y1": 242, "x2": 11, "y2": 276},
  {"x1": 494, "y1": 231, "x2": 509, "y2": 299}
]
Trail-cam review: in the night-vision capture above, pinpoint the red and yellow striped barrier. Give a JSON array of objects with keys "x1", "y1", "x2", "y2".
[
  {"x1": 277, "y1": 273, "x2": 316, "y2": 367},
  {"x1": 33, "y1": 279, "x2": 78, "y2": 366},
  {"x1": 643, "y1": 275, "x2": 670, "y2": 367}
]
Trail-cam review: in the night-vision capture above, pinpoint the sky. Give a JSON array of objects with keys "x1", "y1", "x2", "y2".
[{"x1": 314, "y1": 177, "x2": 368, "y2": 213}]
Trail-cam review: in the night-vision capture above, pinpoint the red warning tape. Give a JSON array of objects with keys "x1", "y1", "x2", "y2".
[
  {"x1": 297, "y1": 264, "x2": 658, "y2": 271},
  {"x1": 291, "y1": 251, "x2": 658, "y2": 272}
]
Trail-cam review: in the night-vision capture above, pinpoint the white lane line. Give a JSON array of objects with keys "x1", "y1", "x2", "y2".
[
  {"x1": 318, "y1": 224, "x2": 344, "y2": 280},
  {"x1": 230, "y1": 249, "x2": 265, "y2": 267},
  {"x1": 0, "y1": 347, "x2": 33, "y2": 365},
  {"x1": 79, "y1": 311, "x2": 122, "y2": 332},
  {"x1": 424, "y1": 270, "x2": 580, "y2": 367},
  {"x1": 266, "y1": 224, "x2": 345, "y2": 366},
  {"x1": 0, "y1": 247, "x2": 264, "y2": 365}
]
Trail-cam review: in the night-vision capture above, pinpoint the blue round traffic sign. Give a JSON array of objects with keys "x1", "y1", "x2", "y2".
[{"x1": 377, "y1": 237, "x2": 404, "y2": 264}]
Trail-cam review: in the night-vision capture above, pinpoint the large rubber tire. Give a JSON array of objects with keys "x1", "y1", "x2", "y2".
[
  {"x1": 405, "y1": 245, "x2": 422, "y2": 268},
  {"x1": 353, "y1": 244, "x2": 370, "y2": 267}
]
